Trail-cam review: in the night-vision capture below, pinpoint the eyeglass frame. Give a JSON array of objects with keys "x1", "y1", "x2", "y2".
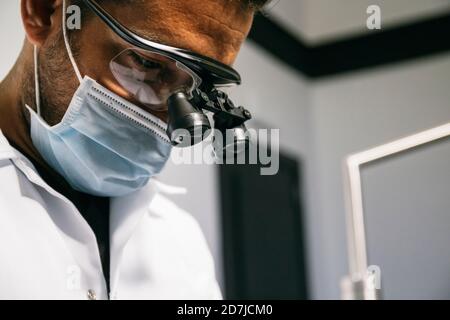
[{"x1": 81, "y1": 0, "x2": 242, "y2": 89}]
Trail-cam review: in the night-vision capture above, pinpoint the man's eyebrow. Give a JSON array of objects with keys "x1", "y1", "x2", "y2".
[
  {"x1": 128, "y1": 26, "x2": 164, "y2": 44},
  {"x1": 127, "y1": 26, "x2": 198, "y2": 54}
]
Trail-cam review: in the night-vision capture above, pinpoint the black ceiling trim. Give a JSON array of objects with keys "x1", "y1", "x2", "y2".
[{"x1": 248, "y1": 13, "x2": 450, "y2": 78}]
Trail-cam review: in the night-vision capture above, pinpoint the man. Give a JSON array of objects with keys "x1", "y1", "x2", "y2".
[{"x1": 0, "y1": 0, "x2": 267, "y2": 300}]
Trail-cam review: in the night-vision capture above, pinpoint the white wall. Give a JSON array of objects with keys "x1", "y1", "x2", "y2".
[
  {"x1": 269, "y1": 0, "x2": 450, "y2": 45},
  {"x1": 269, "y1": 0, "x2": 450, "y2": 299},
  {"x1": 0, "y1": 1, "x2": 23, "y2": 80}
]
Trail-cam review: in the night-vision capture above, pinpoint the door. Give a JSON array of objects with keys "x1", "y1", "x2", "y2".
[{"x1": 219, "y1": 153, "x2": 308, "y2": 299}]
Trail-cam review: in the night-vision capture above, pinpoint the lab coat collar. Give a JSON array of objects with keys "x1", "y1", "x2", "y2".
[
  {"x1": 0, "y1": 130, "x2": 61, "y2": 199},
  {"x1": 0, "y1": 130, "x2": 18, "y2": 161},
  {"x1": 0, "y1": 130, "x2": 110, "y2": 298},
  {"x1": 0, "y1": 130, "x2": 187, "y2": 297}
]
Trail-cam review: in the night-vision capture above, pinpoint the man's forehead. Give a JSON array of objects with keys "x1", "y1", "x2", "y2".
[{"x1": 104, "y1": 0, "x2": 254, "y2": 64}]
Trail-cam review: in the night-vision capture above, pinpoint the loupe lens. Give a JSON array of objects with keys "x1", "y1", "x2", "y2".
[
  {"x1": 167, "y1": 91, "x2": 211, "y2": 147},
  {"x1": 212, "y1": 125, "x2": 250, "y2": 160}
]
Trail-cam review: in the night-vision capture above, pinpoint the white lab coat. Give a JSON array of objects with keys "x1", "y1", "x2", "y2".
[{"x1": 0, "y1": 130, "x2": 222, "y2": 300}]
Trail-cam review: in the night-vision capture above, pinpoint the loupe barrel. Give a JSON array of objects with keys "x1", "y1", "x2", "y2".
[{"x1": 212, "y1": 124, "x2": 250, "y2": 160}]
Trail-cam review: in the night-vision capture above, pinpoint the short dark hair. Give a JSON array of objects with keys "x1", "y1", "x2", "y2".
[
  {"x1": 246, "y1": 0, "x2": 271, "y2": 10},
  {"x1": 72, "y1": 0, "x2": 271, "y2": 12}
]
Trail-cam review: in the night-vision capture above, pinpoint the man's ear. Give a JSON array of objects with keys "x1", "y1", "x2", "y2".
[{"x1": 21, "y1": 0, "x2": 63, "y2": 46}]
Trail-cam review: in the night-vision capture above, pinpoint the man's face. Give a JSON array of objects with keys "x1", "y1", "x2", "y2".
[{"x1": 38, "y1": 0, "x2": 254, "y2": 125}]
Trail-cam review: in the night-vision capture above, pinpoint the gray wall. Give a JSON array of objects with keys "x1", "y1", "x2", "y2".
[{"x1": 309, "y1": 55, "x2": 450, "y2": 299}]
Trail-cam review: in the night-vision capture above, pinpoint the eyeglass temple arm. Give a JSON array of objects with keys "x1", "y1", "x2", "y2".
[{"x1": 190, "y1": 89, "x2": 252, "y2": 129}]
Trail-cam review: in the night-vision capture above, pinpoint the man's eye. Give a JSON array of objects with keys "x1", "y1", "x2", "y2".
[{"x1": 129, "y1": 51, "x2": 162, "y2": 69}]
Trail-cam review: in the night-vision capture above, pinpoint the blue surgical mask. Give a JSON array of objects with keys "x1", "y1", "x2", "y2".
[{"x1": 28, "y1": 2, "x2": 172, "y2": 197}]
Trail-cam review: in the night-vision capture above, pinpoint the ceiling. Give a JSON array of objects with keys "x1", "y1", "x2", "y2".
[{"x1": 266, "y1": 0, "x2": 450, "y2": 45}]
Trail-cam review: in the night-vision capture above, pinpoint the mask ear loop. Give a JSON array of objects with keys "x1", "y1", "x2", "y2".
[
  {"x1": 32, "y1": 1, "x2": 82, "y2": 118},
  {"x1": 33, "y1": 46, "x2": 41, "y2": 116},
  {"x1": 62, "y1": 0, "x2": 83, "y2": 83}
]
